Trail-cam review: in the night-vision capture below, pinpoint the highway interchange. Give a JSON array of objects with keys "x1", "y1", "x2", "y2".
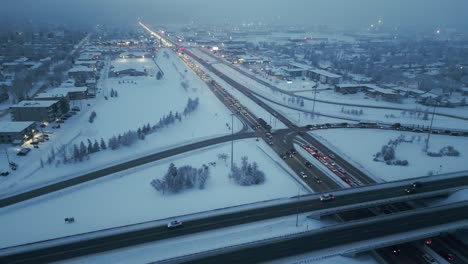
[{"x1": 0, "y1": 23, "x2": 467, "y2": 263}]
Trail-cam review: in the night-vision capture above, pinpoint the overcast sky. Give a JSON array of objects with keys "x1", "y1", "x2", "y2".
[{"x1": 1, "y1": 0, "x2": 467, "y2": 31}]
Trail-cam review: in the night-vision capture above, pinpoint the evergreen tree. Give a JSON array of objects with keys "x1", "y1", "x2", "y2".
[
  {"x1": 93, "y1": 140, "x2": 100, "y2": 152},
  {"x1": 73, "y1": 144, "x2": 80, "y2": 162},
  {"x1": 100, "y1": 138, "x2": 107, "y2": 150},
  {"x1": 79, "y1": 141, "x2": 87, "y2": 161}
]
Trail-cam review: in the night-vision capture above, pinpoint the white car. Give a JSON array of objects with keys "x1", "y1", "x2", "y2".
[
  {"x1": 320, "y1": 194, "x2": 336, "y2": 202},
  {"x1": 299, "y1": 171, "x2": 307, "y2": 178},
  {"x1": 167, "y1": 220, "x2": 183, "y2": 228}
]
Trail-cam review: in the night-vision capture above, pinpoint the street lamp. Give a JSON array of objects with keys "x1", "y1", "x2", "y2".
[{"x1": 425, "y1": 101, "x2": 438, "y2": 152}]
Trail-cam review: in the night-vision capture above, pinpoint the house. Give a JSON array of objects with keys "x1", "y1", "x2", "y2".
[
  {"x1": 0, "y1": 121, "x2": 37, "y2": 145},
  {"x1": 53, "y1": 87, "x2": 88, "y2": 100},
  {"x1": 10, "y1": 100, "x2": 63, "y2": 122}
]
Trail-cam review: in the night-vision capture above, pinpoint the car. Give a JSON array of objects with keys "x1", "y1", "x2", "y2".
[
  {"x1": 33, "y1": 145, "x2": 39, "y2": 148},
  {"x1": 320, "y1": 194, "x2": 336, "y2": 202},
  {"x1": 71, "y1": 106, "x2": 81, "y2": 112},
  {"x1": 0, "y1": 171, "x2": 9, "y2": 177},
  {"x1": 405, "y1": 188, "x2": 417, "y2": 194},
  {"x1": 445, "y1": 253, "x2": 454, "y2": 263},
  {"x1": 282, "y1": 155, "x2": 288, "y2": 159},
  {"x1": 267, "y1": 140, "x2": 273, "y2": 145},
  {"x1": 299, "y1": 171, "x2": 307, "y2": 179},
  {"x1": 56, "y1": 119, "x2": 64, "y2": 123},
  {"x1": 422, "y1": 254, "x2": 437, "y2": 263},
  {"x1": 167, "y1": 220, "x2": 183, "y2": 228},
  {"x1": 17, "y1": 148, "x2": 31, "y2": 156},
  {"x1": 305, "y1": 161, "x2": 313, "y2": 168},
  {"x1": 313, "y1": 176, "x2": 322, "y2": 184},
  {"x1": 391, "y1": 246, "x2": 401, "y2": 255},
  {"x1": 52, "y1": 124, "x2": 61, "y2": 129},
  {"x1": 290, "y1": 149, "x2": 297, "y2": 155},
  {"x1": 411, "y1": 181, "x2": 422, "y2": 188},
  {"x1": 39, "y1": 123, "x2": 47, "y2": 128}
]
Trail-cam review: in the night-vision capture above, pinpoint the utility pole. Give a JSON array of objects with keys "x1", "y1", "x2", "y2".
[
  {"x1": 425, "y1": 102, "x2": 438, "y2": 152},
  {"x1": 231, "y1": 114, "x2": 234, "y2": 169},
  {"x1": 312, "y1": 84, "x2": 318, "y2": 118},
  {"x1": 4, "y1": 148, "x2": 11, "y2": 165},
  {"x1": 296, "y1": 185, "x2": 300, "y2": 227}
]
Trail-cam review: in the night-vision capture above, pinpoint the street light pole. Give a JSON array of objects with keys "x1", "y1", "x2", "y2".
[
  {"x1": 231, "y1": 114, "x2": 234, "y2": 169},
  {"x1": 296, "y1": 185, "x2": 300, "y2": 227},
  {"x1": 425, "y1": 102, "x2": 438, "y2": 152},
  {"x1": 312, "y1": 84, "x2": 318, "y2": 118}
]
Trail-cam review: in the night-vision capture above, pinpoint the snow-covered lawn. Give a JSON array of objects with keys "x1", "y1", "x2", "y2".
[
  {"x1": 0, "y1": 48, "x2": 241, "y2": 196},
  {"x1": 311, "y1": 129, "x2": 468, "y2": 182},
  {"x1": 0, "y1": 139, "x2": 306, "y2": 248}
]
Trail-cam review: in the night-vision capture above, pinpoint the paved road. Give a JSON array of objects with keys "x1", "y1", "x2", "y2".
[
  {"x1": 0, "y1": 132, "x2": 255, "y2": 208},
  {"x1": 1, "y1": 175, "x2": 467, "y2": 263},
  {"x1": 158, "y1": 202, "x2": 468, "y2": 264}
]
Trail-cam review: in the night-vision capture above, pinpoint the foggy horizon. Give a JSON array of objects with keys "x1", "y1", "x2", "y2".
[{"x1": 1, "y1": 0, "x2": 468, "y2": 32}]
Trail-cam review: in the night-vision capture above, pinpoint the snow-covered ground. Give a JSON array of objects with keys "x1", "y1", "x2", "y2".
[
  {"x1": 0, "y1": 139, "x2": 307, "y2": 248},
  {"x1": 0, "y1": 48, "x2": 241, "y2": 197},
  {"x1": 311, "y1": 129, "x2": 468, "y2": 182}
]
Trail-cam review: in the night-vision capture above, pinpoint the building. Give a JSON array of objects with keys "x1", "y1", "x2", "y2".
[
  {"x1": 287, "y1": 62, "x2": 313, "y2": 77},
  {"x1": 237, "y1": 55, "x2": 268, "y2": 65},
  {"x1": 308, "y1": 69, "x2": 342, "y2": 85},
  {"x1": 10, "y1": 100, "x2": 62, "y2": 122},
  {"x1": 68, "y1": 66, "x2": 96, "y2": 82},
  {"x1": 365, "y1": 84, "x2": 402, "y2": 102},
  {"x1": 335, "y1": 84, "x2": 366, "y2": 94},
  {"x1": 335, "y1": 84, "x2": 402, "y2": 102},
  {"x1": 0, "y1": 121, "x2": 36, "y2": 144},
  {"x1": 109, "y1": 68, "x2": 147, "y2": 77}
]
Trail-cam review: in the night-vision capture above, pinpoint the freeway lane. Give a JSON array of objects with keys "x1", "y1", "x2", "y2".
[
  {"x1": 1, "y1": 175, "x2": 467, "y2": 263},
  {"x1": 0, "y1": 131, "x2": 255, "y2": 209},
  {"x1": 162, "y1": 202, "x2": 468, "y2": 264}
]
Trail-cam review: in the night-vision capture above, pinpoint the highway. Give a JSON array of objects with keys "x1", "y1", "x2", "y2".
[
  {"x1": 1, "y1": 175, "x2": 467, "y2": 263},
  {"x1": 157, "y1": 202, "x2": 468, "y2": 264}
]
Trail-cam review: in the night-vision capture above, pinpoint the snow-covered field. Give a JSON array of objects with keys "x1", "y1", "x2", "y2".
[
  {"x1": 0, "y1": 48, "x2": 241, "y2": 196},
  {"x1": 311, "y1": 129, "x2": 468, "y2": 182},
  {"x1": 0, "y1": 139, "x2": 306, "y2": 248}
]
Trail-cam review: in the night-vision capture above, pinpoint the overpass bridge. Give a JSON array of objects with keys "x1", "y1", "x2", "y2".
[
  {"x1": 1, "y1": 171, "x2": 467, "y2": 263},
  {"x1": 158, "y1": 201, "x2": 468, "y2": 264}
]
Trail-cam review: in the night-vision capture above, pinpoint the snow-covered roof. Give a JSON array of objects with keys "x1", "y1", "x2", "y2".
[
  {"x1": 69, "y1": 66, "x2": 95, "y2": 73},
  {"x1": 35, "y1": 92, "x2": 67, "y2": 99},
  {"x1": 0, "y1": 121, "x2": 35, "y2": 133},
  {"x1": 13, "y1": 100, "x2": 58, "y2": 108},
  {"x1": 309, "y1": 69, "x2": 342, "y2": 79},
  {"x1": 289, "y1": 62, "x2": 312, "y2": 70},
  {"x1": 53, "y1": 87, "x2": 88, "y2": 93}
]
